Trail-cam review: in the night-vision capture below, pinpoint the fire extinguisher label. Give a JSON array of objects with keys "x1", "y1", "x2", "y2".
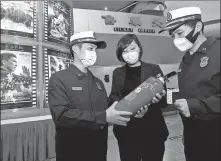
[{"x1": 167, "y1": 89, "x2": 173, "y2": 104}]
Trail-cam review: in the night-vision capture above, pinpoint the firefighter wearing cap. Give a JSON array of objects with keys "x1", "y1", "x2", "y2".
[
  {"x1": 48, "y1": 31, "x2": 133, "y2": 161},
  {"x1": 160, "y1": 7, "x2": 220, "y2": 161}
]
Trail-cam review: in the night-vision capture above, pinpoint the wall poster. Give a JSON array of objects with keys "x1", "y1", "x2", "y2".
[
  {"x1": 0, "y1": 1, "x2": 37, "y2": 39},
  {"x1": 0, "y1": 43, "x2": 37, "y2": 110},
  {"x1": 44, "y1": 48, "x2": 72, "y2": 103},
  {"x1": 44, "y1": 1, "x2": 71, "y2": 46}
]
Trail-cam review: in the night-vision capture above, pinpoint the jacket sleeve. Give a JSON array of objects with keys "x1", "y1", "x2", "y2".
[
  {"x1": 187, "y1": 73, "x2": 221, "y2": 115},
  {"x1": 108, "y1": 69, "x2": 122, "y2": 106},
  {"x1": 48, "y1": 74, "x2": 106, "y2": 129},
  {"x1": 153, "y1": 65, "x2": 168, "y2": 108}
]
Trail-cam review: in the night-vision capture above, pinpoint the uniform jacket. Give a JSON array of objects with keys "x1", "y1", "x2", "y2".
[
  {"x1": 174, "y1": 37, "x2": 220, "y2": 153},
  {"x1": 48, "y1": 65, "x2": 109, "y2": 161},
  {"x1": 175, "y1": 37, "x2": 220, "y2": 119}
]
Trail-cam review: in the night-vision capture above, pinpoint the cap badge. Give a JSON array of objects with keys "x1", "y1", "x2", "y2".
[
  {"x1": 167, "y1": 12, "x2": 172, "y2": 21},
  {"x1": 200, "y1": 56, "x2": 209, "y2": 68}
]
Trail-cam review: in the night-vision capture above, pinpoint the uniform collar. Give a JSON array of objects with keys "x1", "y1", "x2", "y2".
[
  {"x1": 69, "y1": 64, "x2": 88, "y2": 80},
  {"x1": 196, "y1": 37, "x2": 217, "y2": 54}
]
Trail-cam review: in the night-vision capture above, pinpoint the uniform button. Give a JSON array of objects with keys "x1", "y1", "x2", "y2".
[{"x1": 100, "y1": 126, "x2": 104, "y2": 129}]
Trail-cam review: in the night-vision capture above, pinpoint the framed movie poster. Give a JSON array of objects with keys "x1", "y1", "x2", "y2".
[
  {"x1": 0, "y1": 1, "x2": 37, "y2": 39},
  {"x1": 0, "y1": 43, "x2": 37, "y2": 110},
  {"x1": 44, "y1": 1, "x2": 72, "y2": 45},
  {"x1": 44, "y1": 48, "x2": 72, "y2": 103}
]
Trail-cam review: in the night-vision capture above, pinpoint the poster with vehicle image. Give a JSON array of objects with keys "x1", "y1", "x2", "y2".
[
  {"x1": 0, "y1": 1, "x2": 37, "y2": 39},
  {"x1": 44, "y1": 48, "x2": 72, "y2": 104},
  {"x1": 44, "y1": 1, "x2": 71, "y2": 45},
  {"x1": 0, "y1": 43, "x2": 37, "y2": 110}
]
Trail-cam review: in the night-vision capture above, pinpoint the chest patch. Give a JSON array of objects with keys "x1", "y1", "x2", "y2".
[
  {"x1": 200, "y1": 56, "x2": 209, "y2": 68},
  {"x1": 72, "y1": 87, "x2": 82, "y2": 91}
]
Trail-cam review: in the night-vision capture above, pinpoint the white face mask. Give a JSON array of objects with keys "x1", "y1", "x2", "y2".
[
  {"x1": 173, "y1": 38, "x2": 194, "y2": 52},
  {"x1": 80, "y1": 50, "x2": 97, "y2": 67},
  {"x1": 122, "y1": 51, "x2": 139, "y2": 64},
  {"x1": 172, "y1": 20, "x2": 202, "y2": 52}
]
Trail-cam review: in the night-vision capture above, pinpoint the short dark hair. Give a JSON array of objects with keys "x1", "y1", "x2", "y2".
[
  {"x1": 116, "y1": 34, "x2": 143, "y2": 62},
  {"x1": 70, "y1": 43, "x2": 83, "y2": 59},
  {"x1": 185, "y1": 20, "x2": 204, "y2": 33},
  {"x1": 1, "y1": 53, "x2": 17, "y2": 66}
]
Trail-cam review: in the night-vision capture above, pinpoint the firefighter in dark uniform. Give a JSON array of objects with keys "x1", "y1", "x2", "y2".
[
  {"x1": 159, "y1": 7, "x2": 220, "y2": 161},
  {"x1": 48, "y1": 31, "x2": 133, "y2": 161}
]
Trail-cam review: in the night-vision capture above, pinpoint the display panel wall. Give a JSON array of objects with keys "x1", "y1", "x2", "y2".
[{"x1": 1, "y1": 1, "x2": 72, "y2": 119}]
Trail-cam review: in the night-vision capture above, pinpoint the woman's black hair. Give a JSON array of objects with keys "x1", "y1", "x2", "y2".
[{"x1": 116, "y1": 34, "x2": 143, "y2": 62}]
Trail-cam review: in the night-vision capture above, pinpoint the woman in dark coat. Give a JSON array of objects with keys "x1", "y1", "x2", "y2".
[{"x1": 109, "y1": 34, "x2": 169, "y2": 161}]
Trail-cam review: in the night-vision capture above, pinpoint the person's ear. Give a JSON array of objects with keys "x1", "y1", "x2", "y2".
[
  {"x1": 72, "y1": 45, "x2": 79, "y2": 55},
  {"x1": 194, "y1": 21, "x2": 203, "y2": 34}
]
